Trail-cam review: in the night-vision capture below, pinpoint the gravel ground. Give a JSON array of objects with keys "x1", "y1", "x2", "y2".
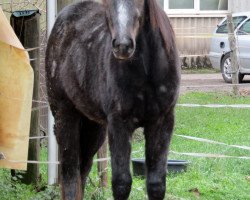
[{"x1": 180, "y1": 73, "x2": 250, "y2": 95}]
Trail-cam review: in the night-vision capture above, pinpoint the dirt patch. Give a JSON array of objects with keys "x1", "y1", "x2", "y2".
[{"x1": 180, "y1": 73, "x2": 250, "y2": 94}]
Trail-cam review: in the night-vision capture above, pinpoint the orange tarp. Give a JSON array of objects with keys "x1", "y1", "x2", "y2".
[{"x1": 0, "y1": 7, "x2": 33, "y2": 170}]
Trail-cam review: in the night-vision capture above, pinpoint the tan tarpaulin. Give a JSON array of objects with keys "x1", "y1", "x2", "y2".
[{"x1": 0, "y1": 7, "x2": 34, "y2": 170}]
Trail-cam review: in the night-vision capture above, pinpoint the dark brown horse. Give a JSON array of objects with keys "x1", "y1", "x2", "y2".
[{"x1": 45, "y1": 0, "x2": 180, "y2": 199}]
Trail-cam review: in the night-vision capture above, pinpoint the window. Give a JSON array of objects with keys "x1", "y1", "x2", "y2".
[
  {"x1": 238, "y1": 20, "x2": 250, "y2": 35},
  {"x1": 200, "y1": 0, "x2": 228, "y2": 11},
  {"x1": 216, "y1": 16, "x2": 247, "y2": 34},
  {"x1": 169, "y1": 0, "x2": 194, "y2": 9},
  {"x1": 157, "y1": 0, "x2": 164, "y2": 8},
  {"x1": 164, "y1": 0, "x2": 229, "y2": 14}
]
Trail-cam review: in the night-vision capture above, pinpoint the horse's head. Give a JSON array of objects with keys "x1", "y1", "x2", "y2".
[{"x1": 104, "y1": 0, "x2": 144, "y2": 60}]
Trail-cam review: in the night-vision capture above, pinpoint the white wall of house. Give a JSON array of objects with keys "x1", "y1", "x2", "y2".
[{"x1": 229, "y1": 0, "x2": 250, "y2": 13}]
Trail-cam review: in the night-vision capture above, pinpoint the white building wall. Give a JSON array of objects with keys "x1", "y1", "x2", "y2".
[{"x1": 229, "y1": 0, "x2": 250, "y2": 13}]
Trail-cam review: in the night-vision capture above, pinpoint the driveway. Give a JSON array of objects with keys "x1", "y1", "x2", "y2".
[{"x1": 180, "y1": 73, "x2": 250, "y2": 94}]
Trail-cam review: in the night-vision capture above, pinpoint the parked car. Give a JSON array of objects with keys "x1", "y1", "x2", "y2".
[{"x1": 209, "y1": 12, "x2": 250, "y2": 83}]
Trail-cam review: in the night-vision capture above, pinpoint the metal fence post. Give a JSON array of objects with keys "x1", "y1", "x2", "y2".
[{"x1": 47, "y1": 0, "x2": 59, "y2": 185}]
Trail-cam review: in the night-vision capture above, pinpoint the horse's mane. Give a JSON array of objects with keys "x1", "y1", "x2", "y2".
[{"x1": 147, "y1": 0, "x2": 175, "y2": 54}]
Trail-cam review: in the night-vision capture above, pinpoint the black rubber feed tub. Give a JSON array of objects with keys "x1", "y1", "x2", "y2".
[{"x1": 132, "y1": 158, "x2": 189, "y2": 177}]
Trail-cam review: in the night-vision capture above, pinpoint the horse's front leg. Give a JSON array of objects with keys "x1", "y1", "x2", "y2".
[
  {"x1": 54, "y1": 108, "x2": 82, "y2": 200},
  {"x1": 144, "y1": 109, "x2": 175, "y2": 200},
  {"x1": 108, "y1": 114, "x2": 133, "y2": 200}
]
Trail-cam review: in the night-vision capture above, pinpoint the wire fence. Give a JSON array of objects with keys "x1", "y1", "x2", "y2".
[
  {"x1": 1, "y1": 97, "x2": 250, "y2": 164},
  {"x1": 2, "y1": 132, "x2": 250, "y2": 164},
  {"x1": 1, "y1": 0, "x2": 250, "y2": 176}
]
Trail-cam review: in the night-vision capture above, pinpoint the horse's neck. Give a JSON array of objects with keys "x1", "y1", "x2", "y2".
[
  {"x1": 138, "y1": 24, "x2": 162, "y2": 59},
  {"x1": 136, "y1": 32, "x2": 150, "y2": 75}
]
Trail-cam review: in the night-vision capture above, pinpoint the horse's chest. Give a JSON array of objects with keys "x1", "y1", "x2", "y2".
[{"x1": 115, "y1": 82, "x2": 172, "y2": 121}]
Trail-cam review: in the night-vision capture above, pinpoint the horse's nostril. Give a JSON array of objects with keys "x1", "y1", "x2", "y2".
[
  {"x1": 127, "y1": 38, "x2": 134, "y2": 49},
  {"x1": 112, "y1": 39, "x2": 118, "y2": 48}
]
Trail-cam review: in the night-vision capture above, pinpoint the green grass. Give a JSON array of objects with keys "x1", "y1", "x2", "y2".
[
  {"x1": 1, "y1": 92, "x2": 250, "y2": 199},
  {"x1": 168, "y1": 92, "x2": 250, "y2": 199}
]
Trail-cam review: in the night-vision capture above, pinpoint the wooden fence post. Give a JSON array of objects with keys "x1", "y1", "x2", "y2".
[
  {"x1": 227, "y1": 14, "x2": 239, "y2": 96},
  {"x1": 10, "y1": 10, "x2": 41, "y2": 184},
  {"x1": 97, "y1": 137, "x2": 108, "y2": 188}
]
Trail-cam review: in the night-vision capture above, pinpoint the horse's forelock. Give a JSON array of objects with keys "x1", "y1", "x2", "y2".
[{"x1": 147, "y1": 0, "x2": 175, "y2": 54}]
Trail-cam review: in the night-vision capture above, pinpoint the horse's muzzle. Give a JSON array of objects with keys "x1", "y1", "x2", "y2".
[{"x1": 112, "y1": 37, "x2": 135, "y2": 60}]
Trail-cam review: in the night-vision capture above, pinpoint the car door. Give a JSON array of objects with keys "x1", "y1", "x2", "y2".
[
  {"x1": 209, "y1": 16, "x2": 247, "y2": 70},
  {"x1": 237, "y1": 19, "x2": 250, "y2": 73}
]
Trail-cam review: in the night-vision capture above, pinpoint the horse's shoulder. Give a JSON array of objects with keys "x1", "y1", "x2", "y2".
[{"x1": 57, "y1": 1, "x2": 105, "y2": 22}]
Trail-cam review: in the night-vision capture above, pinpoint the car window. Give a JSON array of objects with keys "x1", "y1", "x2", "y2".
[
  {"x1": 237, "y1": 19, "x2": 250, "y2": 35},
  {"x1": 216, "y1": 16, "x2": 247, "y2": 33}
]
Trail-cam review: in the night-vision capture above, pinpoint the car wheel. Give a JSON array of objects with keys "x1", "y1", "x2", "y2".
[{"x1": 221, "y1": 54, "x2": 244, "y2": 83}]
